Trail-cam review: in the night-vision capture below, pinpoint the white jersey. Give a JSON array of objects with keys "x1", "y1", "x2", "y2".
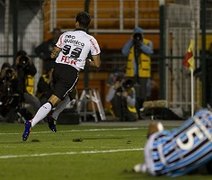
[{"x1": 55, "y1": 30, "x2": 100, "y2": 71}]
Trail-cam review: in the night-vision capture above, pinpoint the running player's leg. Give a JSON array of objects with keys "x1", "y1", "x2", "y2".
[
  {"x1": 51, "y1": 95, "x2": 70, "y2": 120},
  {"x1": 22, "y1": 94, "x2": 61, "y2": 141},
  {"x1": 47, "y1": 89, "x2": 77, "y2": 132},
  {"x1": 47, "y1": 95, "x2": 70, "y2": 132},
  {"x1": 31, "y1": 65, "x2": 77, "y2": 128},
  {"x1": 51, "y1": 89, "x2": 77, "y2": 120},
  {"x1": 22, "y1": 64, "x2": 78, "y2": 141},
  {"x1": 31, "y1": 94, "x2": 61, "y2": 127}
]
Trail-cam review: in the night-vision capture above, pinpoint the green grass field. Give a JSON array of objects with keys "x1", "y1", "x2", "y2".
[{"x1": 0, "y1": 122, "x2": 211, "y2": 180}]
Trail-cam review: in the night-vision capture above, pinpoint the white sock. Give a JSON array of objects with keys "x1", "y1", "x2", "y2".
[{"x1": 31, "y1": 102, "x2": 52, "y2": 127}]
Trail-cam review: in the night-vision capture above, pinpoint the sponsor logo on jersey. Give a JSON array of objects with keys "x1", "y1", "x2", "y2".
[
  {"x1": 64, "y1": 35, "x2": 85, "y2": 47},
  {"x1": 61, "y1": 55, "x2": 76, "y2": 65},
  {"x1": 60, "y1": 55, "x2": 82, "y2": 65}
]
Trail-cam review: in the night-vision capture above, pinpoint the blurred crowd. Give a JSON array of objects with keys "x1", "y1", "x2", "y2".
[
  {"x1": 0, "y1": 25, "x2": 155, "y2": 123},
  {"x1": 0, "y1": 50, "x2": 54, "y2": 123},
  {"x1": 0, "y1": 28, "x2": 61, "y2": 123}
]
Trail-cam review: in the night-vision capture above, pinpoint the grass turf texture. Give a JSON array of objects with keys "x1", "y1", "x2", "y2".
[{"x1": 0, "y1": 123, "x2": 211, "y2": 180}]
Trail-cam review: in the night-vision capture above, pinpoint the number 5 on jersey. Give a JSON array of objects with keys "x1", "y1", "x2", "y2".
[{"x1": 176, "y1": 126, "x2": 204, "y2": 150}]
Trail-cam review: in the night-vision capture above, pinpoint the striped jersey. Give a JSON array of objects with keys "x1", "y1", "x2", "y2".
[{"x1": 144, "y1": 109, "x2": 212, "y2": 177}]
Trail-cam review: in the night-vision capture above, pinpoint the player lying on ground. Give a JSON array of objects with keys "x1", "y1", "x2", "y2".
[{"x1": 133, "y1": 109, "x2": 212, "y2": 177}]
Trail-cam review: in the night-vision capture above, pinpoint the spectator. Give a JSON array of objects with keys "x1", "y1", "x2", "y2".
[
  {"x1": 35, "y1": 28, "x2": 61, "y2": 73},
  {"x1": 36, "y1": 67, "x2": 54, "y2": 104},
  {"x1": 122, "y1": 27, "x2": 153, "y2": 119},
  {"x1": 0, "y1": 62, "x2": 20, "y2": 122},
  {"x1": 106, "y1": 78, "x2": 137, "y2": 121},
  {"x1": 13, "y1": 50, "x2": 41, "y2": 116},
  {"x1": 133, "y1": 109, "x2": 212, "y2": 177}
]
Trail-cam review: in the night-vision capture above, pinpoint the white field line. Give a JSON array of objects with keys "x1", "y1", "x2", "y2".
[
  {"x1": 0, "y1": 148, "x2": 144, "y2": 159},
  {"x1": 0, "y1": 127, "x2": 144, "y2": 135}
]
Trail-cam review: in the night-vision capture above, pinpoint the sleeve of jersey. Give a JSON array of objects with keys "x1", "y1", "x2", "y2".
[
  {"x1": 55, "y1": 34, "x2": 64, "y2": 49},
  {"x1": 90, "y1": 37, "x2": 101, "y2": 56}
]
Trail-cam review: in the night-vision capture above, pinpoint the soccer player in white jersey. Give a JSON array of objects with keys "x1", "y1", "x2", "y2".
[
  {"x1": 22, "y1": 11, "x2": 101, "y2": 141},
  {"x1": 134, "y1": 109, "x2": 212, "y2": 177}
]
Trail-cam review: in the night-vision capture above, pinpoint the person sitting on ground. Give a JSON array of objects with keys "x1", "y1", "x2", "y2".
[
  {"x1": 106, "y1": 78, "x2": 137, "y2": 121},
  {"x1": 133, "y1": 109, "x2": 212, "y2": 177}
]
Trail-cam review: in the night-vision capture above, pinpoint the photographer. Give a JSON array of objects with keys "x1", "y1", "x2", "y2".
[
  {"x1": 122, "y1": 27, "x2": 153, "y2": 119},
  {"x1": 14, "y1": 50, "x2": 41, "y2": 116},
  {"x1": 0, "y1": 62, "x2": 20, "y2": 122},
  {"x1": 106, "y1": 78, "x2": 137, "y2": 121}
]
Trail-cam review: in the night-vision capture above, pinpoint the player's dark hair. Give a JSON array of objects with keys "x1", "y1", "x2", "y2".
[{"x1": 76, "y1": 11, "x2": 91, "y2": 29}]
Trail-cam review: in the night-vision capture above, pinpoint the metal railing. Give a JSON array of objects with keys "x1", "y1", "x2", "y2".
[{"x1": 44, "y1": 0, "x2": 159, "y2": 34}]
